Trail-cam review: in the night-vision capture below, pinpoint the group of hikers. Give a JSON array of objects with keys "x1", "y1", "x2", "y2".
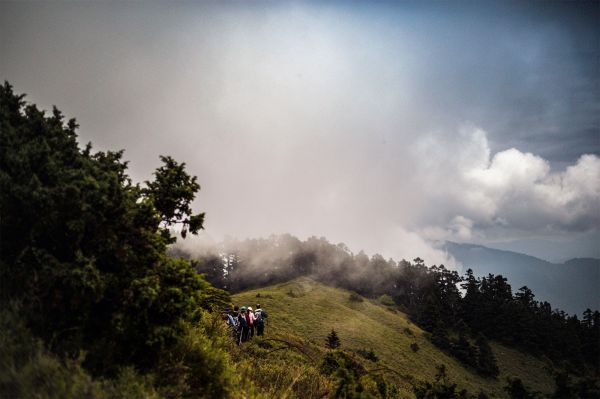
[{"x1": 223, "y1": 304, "x2": 268, "y2": 345}]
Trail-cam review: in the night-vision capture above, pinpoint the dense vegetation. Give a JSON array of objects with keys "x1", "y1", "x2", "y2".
[
  {"x1": 0, "y1": 82, "x2": 237, "y2": 397},
  {"x1": 183, "y1": 234, "x2": 600, "y2": 376}
]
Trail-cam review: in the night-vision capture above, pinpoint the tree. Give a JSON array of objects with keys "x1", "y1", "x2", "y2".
[
  {"x1": 0, "y1": 82, "x2": 229, "y2": 378},
  {"x1": 326, "y1": 329, "x2": 341, "y2": 349},
  {"x1": 504, "y1": 378, "x2": 537, "y2": 399},
  {"x1": 552, "y1": 372, "x2": 577, "y2": 399},
  {"x1": 413, "y1": 364, "x2": 463, "y2": 399},
  {"x1": 144, "y1": 155, "x2": 205, "y2": 240},
  {"x1": 475, "y1": 334, "x2": 499, "y2": 377}
]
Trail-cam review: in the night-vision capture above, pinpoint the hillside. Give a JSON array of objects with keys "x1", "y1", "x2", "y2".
[
  {"x1": 445, "y1": 242, "x2": 600, "y2": 315},
  {"x1": 232, "y1": 277, "x2": 556, "y2": 398}
]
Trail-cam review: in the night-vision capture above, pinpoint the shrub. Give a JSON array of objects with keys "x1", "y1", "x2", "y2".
[
  {"x1": 155, "y1": 312, "x2": 239, "y2": 399},
  {"x1": 0, "y1": 304, "x2": 158, "y2": 399},
  {"x1": 504, "y1": 377, "x2": 539, "y2": 399},
  {"x1": 326, "y1": 329, "x2": 341, "y2": 349},
  {"x1": 356, "y1": 348, "x2": 379, "y2": 362},
  {"x1": 286, "y1": 283, "x2": 306, "y2": 298},
  {"x1": 410, "y1": 343, "x2": 420, "y2": 352},
  {"x1": 349, "y1": 292, "x2": 364, "y2": 302},
  {"x1": 378, "y1": 294, "x2": 395, "y2": 307},
  {"x1": 413, "y1": 364, "x2": 465, "y2": 399},
  {"x1": 475, "y1": 335, "x2": 499, "y2": 377}
]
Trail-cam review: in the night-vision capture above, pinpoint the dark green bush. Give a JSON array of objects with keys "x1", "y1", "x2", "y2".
[
  {"x1": 356, "y1": 348, "x2": 379, "y2": 362},
  {"x1": 378, "y1": 294, "x2": 395, "y2": 307},
  {"x1": 349, "y1": 292, "x2": 364, "y2": 302},
  {"x1": 0, "y1": 304, "x2": 158, "y2": 399}
]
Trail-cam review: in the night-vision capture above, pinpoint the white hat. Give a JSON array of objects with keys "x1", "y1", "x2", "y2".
[{"x1": 247, "y1": 306, "x2": 253, "y2": 311}]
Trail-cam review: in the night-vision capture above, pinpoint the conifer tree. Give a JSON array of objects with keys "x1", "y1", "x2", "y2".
[
  {"x1": 326, "y1": 329, "x2": 341, "y2": 349},
  {"x1": 475, "y1": 334, "x2": 499, "y2": 377}
]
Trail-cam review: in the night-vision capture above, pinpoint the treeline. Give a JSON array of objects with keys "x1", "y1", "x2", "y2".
[
  {"x1": 181, "y1": 234, "x2": 600, "y2": 374},
  {"x1": 0, "y1": 82, "x2": 242, "y2": 397}
]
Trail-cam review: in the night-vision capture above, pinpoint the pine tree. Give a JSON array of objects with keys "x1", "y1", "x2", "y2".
[
  {"x1": 476, "y1": 334, "x2": 499, "y2": 377},
  {"x1": 504, "y1": 378, "x2": 537, "y2": 399},
  {"x1": 326, "y1": 329, "x2": 341, "y2": 349}
]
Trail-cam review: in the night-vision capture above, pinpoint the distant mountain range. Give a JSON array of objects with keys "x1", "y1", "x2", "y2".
[{"x1": 444, "y1": 242, "x2": 599, "y2": 316}]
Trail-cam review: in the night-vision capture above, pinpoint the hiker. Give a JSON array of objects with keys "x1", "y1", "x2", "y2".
[
  {"x1": 238, "y1": 306, "x2": 249, "y2": 344},
  {"x1": 247, "y1": 306, "x2": 256, "y2": 339},
  {"x1": 227, "y1": 306, "x2": 240, "y2": 340},
  {"x1": 222, "y1": 307, "x2": 231, "y2": 325},
  {"x1": 254, "y1": 304, "x2": 268, "y2": 336}
]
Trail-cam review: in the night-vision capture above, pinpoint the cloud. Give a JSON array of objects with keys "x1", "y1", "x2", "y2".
[
  {"x1": 416, "y1": 127, "x2": 600, "y2": 242},
  {"x1": 2, "y1": 1, "x2": 597, "y2": 261}
]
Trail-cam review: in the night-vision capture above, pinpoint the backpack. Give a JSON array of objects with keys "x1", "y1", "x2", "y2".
[
  {"x1": 238, "y1": 314, "x2": 248, "y2": 328},
  {"x1": 255, "y1": 309, "x2": 267, "y2": 323},
  {"x1": 228, "y1": 314, "x2": 239, "y2": 329},
  {"x1": 254, "y1": 309, "x2": 263, "y2": 322}
]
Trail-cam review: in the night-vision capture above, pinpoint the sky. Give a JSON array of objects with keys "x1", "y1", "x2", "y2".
[{"x1": 2, "y1": 1, "x2": 599, "y2": 264}]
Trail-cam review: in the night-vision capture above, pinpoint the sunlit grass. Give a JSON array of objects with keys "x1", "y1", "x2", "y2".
[{"x1": 233, "y1": 277, "x2": 555, "y2": 398}]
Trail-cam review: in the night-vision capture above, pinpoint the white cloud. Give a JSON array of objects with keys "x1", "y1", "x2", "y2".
[{"x1": 416, "y1": 127, "x2": 600, "y2": 241}]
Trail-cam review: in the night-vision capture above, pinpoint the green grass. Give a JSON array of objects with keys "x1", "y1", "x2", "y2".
[{"x1": 233, "y1": 277, "x2": 556, "y2": 398}]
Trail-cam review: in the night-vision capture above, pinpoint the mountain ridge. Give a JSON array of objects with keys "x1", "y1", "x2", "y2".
[
  {"x1": 446, "y1": 241, "x2": 599, "y2": 265},
  {"x1": 444, "y1": 241, "x2": 599, "y2": 315}
]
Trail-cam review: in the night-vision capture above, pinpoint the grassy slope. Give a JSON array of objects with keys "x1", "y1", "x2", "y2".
[{"x1": 232, "y1": 277, "x2": 555, "y2": 398}]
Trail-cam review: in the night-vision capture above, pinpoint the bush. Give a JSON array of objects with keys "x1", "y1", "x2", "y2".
[
  {"x1": 410, "y1": 343, "x2": 420, "y2": 352},
  {"x1": 349, "y1": 292, "x2": 364, "y2": 302},
  {"x1": 326, "y1": 329, "x2": 341, "y2": 349},
  {"x1": 356, "y1": 348, "x2": 379, "y2": 362},
  {"x1": 320, "y1": 351, "x2": 364, "y2": 377},
  {"x1": 504, "y1": 378, "x2": 539, "y2": 399},
  {"x1": 286, "y1": 283, "x2": 306, "y2": 298},
  {"x1": 413, "y1": 364, "x2": 466, "y2": 399},
  {"x1": 378, "y1": 294, "x2": 395, "y2": 307},
  {"x1": 155, "y1": 312, "x2": 239, "y2": 399},
  {"x1": 0, "y1": 304, "x2": 158, "y2": 399}
]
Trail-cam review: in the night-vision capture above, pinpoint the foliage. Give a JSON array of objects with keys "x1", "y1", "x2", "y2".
[
  {"x1": 378, "y1": 294, "x2": 395, "y2": 307},
  {"x1": 326, "y1": 329, "x2": 341, "y2": 349},
  {"x1": 551, "y1": 372, "x2": 600, "y2": 399},
  {"x1": 429, "y1": 330, "x2": 499, "y2": 378},
  {"x1": 320, "y1": 351, "x2": 398, "y2": 398},
  {"x1": 0, "y1": 83, "x2": 234, "y2": 396},
  {"x1": 412, "y1": 365, "x2": 465, "y2": 399},
  {"x1": 0, "y1": 304, "x2": 159, "y2": 399},
  {"x1": 144, "y1": 155, "x2": 205, "y2": 240},
  {"x1": 504, "y1": 378, "x2": 539, "y2": 399},
  {"x1": 475, "y1": 335, "x2": 499, "y2": 378},
  {"x1": 155, "y1": 312, "x2": 238, "y2": 399},
  {"x1": 356, "y1": 348, "x2": 379, "y2": 362},
  {"x1": 349, "y1": 292, "x2": 364, "y2": 302}
]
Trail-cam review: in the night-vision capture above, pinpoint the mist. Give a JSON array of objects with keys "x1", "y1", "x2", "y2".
[{"x1": 2, "y1": 1, "x2": 598, "y2": 263}]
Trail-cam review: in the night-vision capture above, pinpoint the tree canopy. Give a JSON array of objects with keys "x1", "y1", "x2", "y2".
[{"x1": 0, "y1": 81, "x2": 229, "y2": 377}]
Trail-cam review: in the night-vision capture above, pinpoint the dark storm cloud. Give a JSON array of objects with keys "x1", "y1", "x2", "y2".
[{"x1": 1, "y1": 1, "x2": 598, "y2": 262}]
